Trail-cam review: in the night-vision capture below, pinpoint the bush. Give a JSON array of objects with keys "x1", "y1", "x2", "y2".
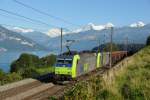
[
  {"x1": 4, "y1": 72, "x2": 22, "y2": 83},
  {"x1": 0, "y1": 69, "x2": 5, "y2": 85},
  {"x1": 0, "y1": 68, "x2": 5, "y2": 77},
  {"x1": 130, "y1": 88, "x2": 145, "y2": 100},
  {"x1": 146, "y1": 36, "x2": 150, "y2": 46},
  {"x1": 97, "y1": 89, "x2": 110, "y2": 100},
  {"x1": 21, "y1": 67, "x2": 40, "y2": 78},
  {"x1": 48, "y1": 96, "x2": 57, "y2": 100},
  {"x1": 0, "y1": 72, "x2": 22, "y2": 85},
  {"x1": 121, "y1": 83, "x2": 132, "y2": 99}
]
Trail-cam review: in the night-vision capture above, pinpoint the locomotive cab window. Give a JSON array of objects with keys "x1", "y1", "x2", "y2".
[
  {"x1": 64, "y1": 59, "x2": 72, "y2": 64},
  {"x1": 55, "y1": 58, "x2": 73, "y2": 67}
]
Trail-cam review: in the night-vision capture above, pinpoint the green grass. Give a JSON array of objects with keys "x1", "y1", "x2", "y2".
[{"x1": 63, "y1": 46, "x2": 150, "y2": 100}]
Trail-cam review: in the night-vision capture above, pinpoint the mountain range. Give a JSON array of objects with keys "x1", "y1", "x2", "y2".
[
  {"x1": 1, "y1": 22, "x2": 150, "y2": 53},
  {"x1": 45, "y1": 22, "x2": 150, "y2": 53}
]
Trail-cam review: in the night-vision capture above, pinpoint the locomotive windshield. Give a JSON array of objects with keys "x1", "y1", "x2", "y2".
[{"x1": 55, "y1": 58, "x2": 73, "y2": 67}]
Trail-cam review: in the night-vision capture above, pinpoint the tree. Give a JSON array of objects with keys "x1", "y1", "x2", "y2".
[
  {"x1": 146, "y1": 36, "x2": 150, "y2": 46},
  {"x1": 10, "y1": 53, "x2": 56, "y2": 78},
  {"x1": 10, "y1": 53, "x2": 40, "y2": 73}
]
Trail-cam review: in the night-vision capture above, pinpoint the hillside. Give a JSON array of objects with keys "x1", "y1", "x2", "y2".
[
  {"x1": 63, "y1": 46, "x2": 150, "y2": 100},
  {"x1": 0, "y1": 26, "x2": 48, "y2": 51},
  {"x1": 19, "y1": 31, "x2": 51, "y2": 47}
]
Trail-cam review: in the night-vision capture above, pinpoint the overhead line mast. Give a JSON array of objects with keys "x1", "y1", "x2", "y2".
[
  {"x1": 110, "y1": 27, "x2": 113, "y2": 68},
  {"x1": 61, "y1": 28, "x2": 63, "y2": 54}
]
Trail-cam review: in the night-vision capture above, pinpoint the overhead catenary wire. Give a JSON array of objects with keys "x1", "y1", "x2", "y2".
[
  {"x1": 0, "y1": 9, "x2": 58, "y2": 28},
  {"x1": 0, "y1": 8, "x2": 75, "y2": 36},
  {"x1": 13, "y1": 0, "x2": 81, "y2": 27},
  {"x1": 13, "y1": 0, "x2": 80, "y2": 36},
  {"x1": 0, "y1": 9, "x2": 66, "y2": 37},
  {"x1": 0, "y1": 13, "x2": 35, "y2": 25},
  {"x1": 0, "y1": 13, "x2": 49, "y2": 32}
]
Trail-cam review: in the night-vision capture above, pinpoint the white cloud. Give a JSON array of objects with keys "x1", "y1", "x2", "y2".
[
  {"x1": 13, "y1": 27, "x2": 34, "y2": 33},
  {"x1": 130, "y1": 21, "x2": 145, "y2": 28},
  {"x1": 46, "y1": 28, "x2": 69, "y2": 37},
  {"x1": 46, "y1": 28, "x2": 61, "y2": 37}
]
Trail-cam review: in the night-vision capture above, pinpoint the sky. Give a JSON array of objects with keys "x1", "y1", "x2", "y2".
[{"x1": 0, "y1": 0, "x2": 150, "y2": 32}]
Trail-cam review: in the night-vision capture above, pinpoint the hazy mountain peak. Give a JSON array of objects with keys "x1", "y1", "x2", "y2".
[
  {"x1": 88, "y1": 22, "x2": 114, "y2": 30},
  {"x1": 87, "y1": 23, "x2": 105, "y2": 30},
  {"x1": 130, "y1": 21, "x2": 145, "y2": 28},
  {"x1": 105, "y1": 23, "x2": 114, "y2": 28},
  {"x1": 45, "y1": 23, "x2": 115, "y2": 37},
  {"x1": 72, "y1": 22, "x2": 114, "y2": 33}
]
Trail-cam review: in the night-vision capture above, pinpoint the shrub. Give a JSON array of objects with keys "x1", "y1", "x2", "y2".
[
  {"x1": 48, "y1": 96, "x2": 57, "y2": 100},
  {"x1": 0, "y1": 69, "x2": 5, "y2": 85},
  {"x1": 146, "y1": 36, "x2": 150, "y2": 46},
  {"x1": 0, "y1": 72, "x2": 22, "y2": 85},
  {"x1": 21, "y1": 67, "x2": 40, "y2": 78},
  {"x1": 4, "y1": 72, "x2": 22, "y2": 83},
  {"x1": 0, "y1": 68, "x2": 5, "y2": 77},
  {"x1": 121, "y1": 83, "x2": 132, "y2": 99},
  {"x1": 97, "y1": 89, "x2": 110, "y2": 100},
  {"x1": 130, "y1": 88, "x2": 145, "y2": 100}
]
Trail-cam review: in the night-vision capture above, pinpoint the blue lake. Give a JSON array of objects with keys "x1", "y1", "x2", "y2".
[{"x1": 0, "y1": 51, "x2": 53, "y2": 72}]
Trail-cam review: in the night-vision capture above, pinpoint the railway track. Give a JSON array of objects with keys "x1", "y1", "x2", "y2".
[
  {"x1": 0, "y1": 69, "x2": 105, "y2": 100},
  {"x1": 0, "y1": 57, "x2": 128, "y2": 100},
  {"x1": 0, "y1": 79, "x2": 42, "y2": 100},
  {"x1": 0, "y1": 79, "x2": 58, "y2": 100}
]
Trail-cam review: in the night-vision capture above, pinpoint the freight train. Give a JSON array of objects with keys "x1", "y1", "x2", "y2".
[{"x1": 53, "y1": 51, "x2": 127, "y2": 81}]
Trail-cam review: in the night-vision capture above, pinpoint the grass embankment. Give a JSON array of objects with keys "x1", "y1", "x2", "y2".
[{"x1": 62, "y1": 46, "x2": 150, "y2": 100}]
